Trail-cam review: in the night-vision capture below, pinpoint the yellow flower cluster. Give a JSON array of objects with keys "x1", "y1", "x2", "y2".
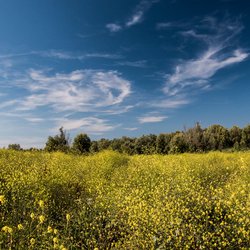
[{"x1": 0, "y1": 150, "x2": 249, "y2": 249}]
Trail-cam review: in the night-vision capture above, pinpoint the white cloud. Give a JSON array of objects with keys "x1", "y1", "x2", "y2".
[
  {"x1": 13, "y1": 69, "x2": 131, "y2": 112},
  {"x1": 25, "y1": 117, "x2": 44, "y2": 123},
  {"x1": 124, "y1": 127, "x2": 138, "y2": 131},
  {"x1": 165, "y1": 48, "x2": 248, "y2": 96},
  {"x1": 37, "y1": 50, "x2": 122, "y2": 60},
  {"x1": 138, "y1": 115, "x2": 167, "y2": 123},
  {"x1": 126, "y1": 0, "x2": 159, "y2": 27},
  {"x1": 53, "y1": 117, "x2": 117, "y2": 134},
  {"x1": 106, "y1": 23, "x2": 122, "y2": 32},
  {"x1": 156, "y1": 21, "x2": 187, "y2": 30},
  {"x1": 152, "y1": 98, "x2": 190, "y2": 109},
  {"x1": 106, "y1": 0, "x2": 159, "y2": 32},
  {"x1": 162, "y1": 17, "x2": 248, "y2": 107},
  {"x1": 117, "y1": 60, "x2": 147, "y2": 68}
]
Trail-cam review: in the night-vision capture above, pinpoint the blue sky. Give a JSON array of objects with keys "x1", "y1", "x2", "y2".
[{"x1": 0, "y1": 0, "x2": 249, "y2": 148}]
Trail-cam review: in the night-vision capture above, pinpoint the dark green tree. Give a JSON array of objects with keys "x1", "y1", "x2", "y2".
[
  {"x1": 120, "y1": 137, "x2": 136, "y2": 155},
  {"x1": 135, "y1": 134, "x2": 157, "y2": 154},
  {"x1": 240, "y1": 124, "x2": 250, "y2": 149},
  {"x1": 169, "y1": 132, "x2": 188, "y2": 153},
  {"x1": 90, "y1": 141, "x2": 99, "y2": 153},
  {"x1": 110, "y1": 138, "x2": 123, "y2": 153},
  {"x1": 44, "y1": 127, "x2": 70, "y2": 152},
  {"x1": 8, "y1": 144, "x2": 22, "y2": 151},
  {"x1": 203, "y1": 125, "x2": 230, "y2": 151},
  {"x1": 184, "y1": 122, "x2": 205, "y2": 152},
  {"x1": 229, "y1": 126, "x2": 242, "y2": 150},
  {"x1": 97, "y1": 138, "x2": 111, "y2": 151},
  {"x1": 72, "y1": 133, "x2": 91, "y2": 154},
  {"x1": 156, "y1": 133, "x2": 172, "y2": 154}
]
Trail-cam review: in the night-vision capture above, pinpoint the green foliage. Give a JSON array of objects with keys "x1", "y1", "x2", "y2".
[
  {"x1": 0, "y1": 150, "x2": 250, "y2": 249},
  {"x1": 72, "y1": 133, "x2": 91, "y2": 154},
  {"x1": 84, "y1": 123, "x2": 250, "y2": 155},
  {"x1": 156, "y1": 133, "x2": 172, "y2": 154},
  {"x1": 8, "y1": 144, "x2": 22, "y2": 151},
  {"x1": 44, "y1": 127, "x2": 70, "y2": 153},
  {"x1": 204, "y1": 125, "x2": 230, "y2": 151},
  {"x1": 169, "y1": 132, "x2": 188, "y2": 153},
  {"x1": 241, "y1": 124, "x2": 250, "y2": 149},
  {"x1": 135, "y1": 134, "x2": 157, "y2": 154}
]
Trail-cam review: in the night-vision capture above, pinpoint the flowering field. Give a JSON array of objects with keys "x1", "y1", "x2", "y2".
[{"x1": 0, "y1": 150, "x2": 249, "y2": 249}]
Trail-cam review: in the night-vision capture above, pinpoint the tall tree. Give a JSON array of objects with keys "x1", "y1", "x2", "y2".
[
  {"x1": 135, "y1": 134, "x2": 157, "y2": 154},
  {"x1": 229, "y1": 126, "x2": 242, "y2": 150},
  {"x1": 169, "y1": 132, "x2": 188, "y2": 153},
  {"x1": 240, "y1": 124, "x2": 250, "y2": 149},
  {"x1": 72, "y1": 133, "x2": 91, "y2": 154},
  {"x1": 184, "y1": 122, "x2": 205, "y2": 152},
  {"x1": 203, "y1": 125, "x2": 230, "y2": 151},
  {"x1": 44, "y1": 127, "x2": 70, "y2": 152},
  {"x1": 156, "y1": 133, "x2": 172, "y2": 154}
]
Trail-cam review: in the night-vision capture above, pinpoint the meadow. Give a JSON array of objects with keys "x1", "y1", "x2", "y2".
[{"x1": 0, "y1": 150, "x2": 249, "y2": 249}]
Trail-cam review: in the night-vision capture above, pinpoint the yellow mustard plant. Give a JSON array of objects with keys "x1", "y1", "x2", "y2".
[
  {"x1": 2, "y1": 226, "x2": 13, "y2": 234},
  {"x1": 0, "y1": 195, "x2": 5, "y2": 204}
]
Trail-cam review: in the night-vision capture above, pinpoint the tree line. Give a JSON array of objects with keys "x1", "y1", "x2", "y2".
[
  {"x1": 8, "y1": 123, "x2": 250, "y2": 154},
  {"x1": 8, "y1": 123, "x2": 250, "y2": 155}
]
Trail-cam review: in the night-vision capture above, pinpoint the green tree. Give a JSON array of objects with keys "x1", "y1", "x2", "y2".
[
  {"x1": 72, "y1": 133, "x2": 91, "y2": 154},
  {"x1": 229, "y1": 126, "x2": 242, "y2": 150},
  {"x1": 90, "y1": 141, "x2": 99, "y2": 153},
  {"x1": 97, "y1": 138, "x2": 111, "y2": 151},
  {"x1": 240, "y1": 124, "x2": 250, "y2": 149},
  {"x1": 135, "y1": 134, "x2": 157, "y2": 154},
  {"x1": 184, "y1": 122, "x2": 205, "y2": 152},
  {"x1": 120, "y1": 137, "x2": 136, "y2": 155},
  {"x1": 8, "y1": 144, "x2": 22, "y2": 151},
  {"x1": 156, "y1": 133, "x2": 172, "y2": 154},
  {"x1": 44, "y1": 127, "x2": 70, "y2": 152},
  {"x1": 203, "y1": 125, "x2": 230, "y2": 151},
  {"x1": 169, "y1": 132, "x2": 188, "y2": 153}
]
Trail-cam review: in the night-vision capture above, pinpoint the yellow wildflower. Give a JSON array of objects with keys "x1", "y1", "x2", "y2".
[
  {"x1": 47, "y1": 226, "x2": 53, "y2": 233},
  {"x1": 30, "y1": 238, "x2": 36, "y2": 245},
  {"x1": 66, "y1": 213, "x2": 71, "y2": 222},
  {"x1": 0, "y1": 195, "x2": 5, "y2": 204},
  {"x1": 18, "y1": 224, "x2": 24, "y2": 230},
  {"x1": 2, "y1": 226, "x2": 13, "y2": 234},
  {"x1": 30, "y1": 212, "x2": 35, "y2": 220},
  {"x1": 39, "y1": 215, "x2": 45, "y2": 224},
  {"x1": 38, "y1": 200, "x2": 44, "y2": 208}
]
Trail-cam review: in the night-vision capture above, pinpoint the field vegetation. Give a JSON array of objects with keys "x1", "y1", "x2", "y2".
[{"x1": 0, "y1": 150, "x2": 250, "y2": 249}]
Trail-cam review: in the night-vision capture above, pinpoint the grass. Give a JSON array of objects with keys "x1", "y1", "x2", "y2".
[{"x1": 0, "y1": 150, "x2": 249, "y2": 249}]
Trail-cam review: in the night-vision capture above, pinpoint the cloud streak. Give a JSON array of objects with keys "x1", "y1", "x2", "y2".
[
  {"x1": 53, "y1": 117, "x2": 118, "y2": 135},
  {"x1": 106, "y1": 0, "x2": 159, "y2": 32},
  {"x1": 138, "y1": 115, "x2": 167, "y2": 123},
  {"x1": 11, "y1": 69, "x2": 131, "y2": 113},
  {"x1": 161, "y1": 17, "x2": 248, "y2": 108}
]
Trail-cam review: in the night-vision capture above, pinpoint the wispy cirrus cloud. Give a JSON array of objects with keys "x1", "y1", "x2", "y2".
[
  {"x1": 106, "y1": 0, "x2": 159, "y2": 32},
  {"x1": 124, "y1": 127, "x2": 138, "y2": 131},
  {"x1": 53, "y1": 117, "x2": 118, "y2": 135},
  {"x1": 13, "y1": 69, "x2": 131, "y2": 112},
  {"x1": 106, "y1": 23, "x2": 122, "y2": 32},
  {"x1": 117, "y1": 60, "x2": 148, "y2": 68},
  {"x1": 0, "y1": 66, "x2": 133, "y2": 126},
  {"x1": 126, "y1": 0, "x2": 159, "y2": 27},
  {"x1": 36, "y1": 50, "x2": 123, "y2": 60},
  {"x1": 138, "y1": 115, "x2": 167, "y2": 123},
  {"x1": 156, "y1": 21, "x2": 187, "y2": 30},
  {"x1": 159, "y1": 17, "x2": 248, "y2": 109}
]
